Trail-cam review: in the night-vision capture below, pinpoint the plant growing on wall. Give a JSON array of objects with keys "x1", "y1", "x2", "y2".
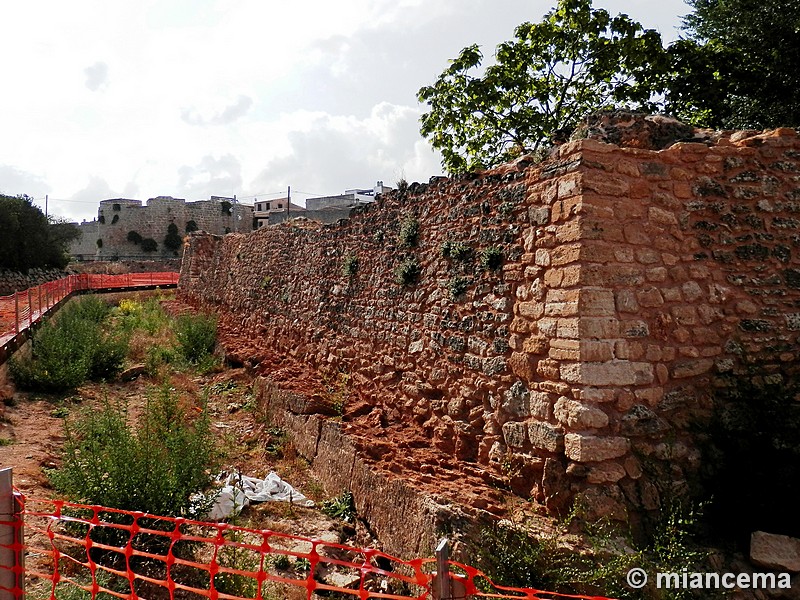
[
  {"x1": 221, "y1": 201, "x2": 232, "y2": 216},
  {"x1": 141, "y1": 238, "x2": 158, "y2": 252},
  {"x1": 395, "y1": 256, "x2": 421, "y2": 286},
  {"x1": 441, "y1": 240, "x2": 472, "y2": 261},
  {"x1": 164, "y1": 223, "x2": 183, "y2": 251},
  {"x1": 127, "y1": 230, "x2": 143, "y2": 244},
  {"x1": 186, "y1": 220, "x2": 199, "y2": 233},
  {"x1": 398, "y1": 215, "x2": 419, "y2": 248},
  {"x1": 480, "y1": 246, "x2": 504, "y2": 271},
  {"x1": 96, "y1": 238, "x2": 103, "y2": 248},
  {"x1": 111, "y1": 214, "x2": 119, "y2": 225},
  {"x1": 448, "y1": 276, "x2": 471, "y2": 299},
  {"x1": 98, "y1": 215, "x2": 106, "y2": 224},
  {"x1": 342, "y1": 252, "x2": 359, "y2": 277},
  {"x1": 112, "y1": 203, "x2": 121, "y2": 211}
]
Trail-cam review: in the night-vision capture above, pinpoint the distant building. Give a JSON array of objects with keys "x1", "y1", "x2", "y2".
[
  {"x1": 277, "y1": 181, "x2": 391, "y2": 225},
  {"x1": 253, "y1": 198, "x2": 306, "y2": 228},
  {"x1": 69, "y1": 195, "x2": 254, "y2": 260}
]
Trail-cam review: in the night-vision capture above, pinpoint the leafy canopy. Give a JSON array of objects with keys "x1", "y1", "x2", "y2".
[
  {"x1": 417, "y1": 0, "x2": 666, "y2": 174},
  {"x1": 667, "y1": 0, "x2": 800, "y2": 129},
  {"x1": 0, "y1": 194, "x2": 79, "y2": 270}
]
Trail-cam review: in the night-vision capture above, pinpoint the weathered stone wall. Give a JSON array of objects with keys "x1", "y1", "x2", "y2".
[
  {"x1": 71, "y1": 197, "x2": 253, "y2": 260},
  {"x1": 0, "y1": 268, "x2": 67, "y2": 296},
  {"x1": 179, "y1": 127, "x2": 800, "y2": 521}
]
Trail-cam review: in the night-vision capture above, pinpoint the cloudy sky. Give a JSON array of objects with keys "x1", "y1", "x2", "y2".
[{"x1": 0, "y1": 0, "x2": 689, "y2": 223}]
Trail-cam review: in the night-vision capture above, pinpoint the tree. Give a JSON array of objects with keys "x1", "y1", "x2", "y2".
[
  {"x1": 141, "y1": 238, "x2": 158, "y2": 252},
  {"x1": 0, "y1": 194, "x2": 79, "y2": 271},
  {"x1": 164, "y1": 222, "x2": 183, "y2": 251},
  {"x1": 668, "y1": 0, "x2": 800, "y2": 129},
  {"x1": 417, "y1": 0, "x2": 667, "y2": 173}
]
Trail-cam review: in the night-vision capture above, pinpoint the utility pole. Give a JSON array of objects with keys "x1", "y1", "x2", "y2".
[
  {"x1": 45, "y1": 195, "x2": 48, "y2": 219},
  {"x1": 232, "y1": 194, "x2": 237, "y2": 233},
  {"x1": 287, "y1": 186, "x2": 290, "y2": 220}
]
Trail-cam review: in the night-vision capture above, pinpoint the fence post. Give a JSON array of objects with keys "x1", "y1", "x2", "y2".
[
  {"x1": 434, "y1": 538, "x2": 452, "y2": 600},
  {"x1": 13, "y1": 294, "x2": 19, "y2": 336},
  {"x1": 0, "y1": 468, "x2": 24, "y2": 600},
  {"x1": 37, "y1": 286, "x2": 42, "y2": 323},
  {"x1": 26, "y1": 289, "x2": 32, "y2": 329}
]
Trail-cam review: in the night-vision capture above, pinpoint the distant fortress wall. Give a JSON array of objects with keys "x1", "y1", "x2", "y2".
[{"x1": 70, "y1": 196, "x2": 253, "y2": 260}]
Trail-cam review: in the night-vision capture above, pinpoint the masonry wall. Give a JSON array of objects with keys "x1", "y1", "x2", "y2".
[
  {"x1": 179, "y1": 128, "x2": 800, "y2": 521},
  {"x1": 71, "y1": 197, "x2": 253, "y2": 259}
]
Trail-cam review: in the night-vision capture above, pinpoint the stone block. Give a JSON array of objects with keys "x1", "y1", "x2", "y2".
[
  {"x1": 529, "y1": 206, "x2": 550, "y2": 225},
  {"x1": 561, "y1": 362, "x2": 654, "y2": 386},
  {"x1": 587, "y1": 461, "x2": 627, "y2": 484},
  {"x1": 751, "y1": 532, "x2": 800, "y2": 572},
  {"x1": 565, "y1": 434, "x2": 630, "y2": 463},
  {"x1": 528, "y1": 421, "x2": 563, "y2": 452},
  {"x1": 671, "y1": 359, "x2": 714, "y2": 379},
  {"x1": 636, "y1": 286, "x2": 664, "y2": 307},
  {"x1": 502, "y1": 421, "x2": 527, "y2": 449},
  {"x1": 554, "y1": 397, "x2": 609, "y2": 429},
  {"x1": 579, "y1": 289, "x2": 616, "y2": 316},
  {"x1": 580, "y1": 340, "x2": 614, "y2": 362},
  {"x1": 502, "y1": 381, "x2": 530, "y2": 417},
  {"x1": 579, "y1": 317, "x2": 620, "y2": 338}
]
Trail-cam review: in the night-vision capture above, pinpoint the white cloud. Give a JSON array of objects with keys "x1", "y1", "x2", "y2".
[
  {"x1": 84, "y1": 62, "x2": 109, "y2": 91},
  {"x1": 181, "y1": 95, "x2": 254, "y2": 126},
  {"x1": 178, "y1": 154, "x2": 243, "y2": 198}
]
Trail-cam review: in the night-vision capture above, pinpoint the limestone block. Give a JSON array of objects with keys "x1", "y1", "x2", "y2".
[
  {"x1": 586, "y1": 461, "x2": 627, "y2": 484},
  {"x1": 564, "y1": 433, "x2": 630, "y2": 463},
  {"x1": 529, "y1": 391, "x2": 554, "y2": 420},
  {"x1": 554, "y1": 397, "x2": 609, "y2": 429},
  {"x1": 502, "y1": 421, "x2": 527, "y2": 449},
  {"x1": 528, "y1": 421, "x2": 563, "y2": 452},
  {"x1": 579, "y1": 289, "x2": 616, "y2": 316},
  {"x1": 751, "y1": 531, "x2": 800, "y2": 572},
  {"x1": 502, "y1": 381, "x2": 530, "y2": 417},
  {"x1": 561, "y1": 362, "x2": 654, "y2": 386}
]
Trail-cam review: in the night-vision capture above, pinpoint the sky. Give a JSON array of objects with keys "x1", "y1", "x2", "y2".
[{"x1": 0, "y1": 0, "x2": 690, "y2": 223}]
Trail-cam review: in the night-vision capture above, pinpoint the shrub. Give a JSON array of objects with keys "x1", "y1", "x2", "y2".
[
  {"x1": 49, "y1": 383, "x2": 219, "y2": 516},
  {"x1": 112, "y1": 203, "x2": 121, "y2": 211},
  {"x1": 96, "y1": 238, "x2": 103, "y2": 248},
  {"x1": 441, "y1": 240, "x2": 472, "y2": 260},
  {"x1": 394, "y1": 257, "x2": 421, "y2": 286},
  {"x1": 185, "y1": 220, "x2": 199, "y2": 233},
  {"x1": 174, "y1": 313, "x2": 217, "y2": 364},
  {"x1": 448, "y1": 276, "x2": 470, "y2": 299},
  {"x1": 164, "y1": 223, "x2": 183, "y2": 251},
  {"x1": 480, "y1": 246, "x2": 504, "y2": 271},
  {"x1": 98, "y1": 215, "x2": 106, "y2": 224},
  {"x1": 111, "y1": 214, "x2": 119, "y2": 225},
  {"x1": 127, "y1": 230, "x2": 142, "y2": 244},
  {"x1": 397, "y1": 215, "x2": 419, "y2": 248},
  {"x1": 221, "y1": 200, "x2": 232, "y2": 216},
  {"x1": 9, "y1": 296, "x2": 127, "y2": 392},
  {"x1": 342, "y1": 252, "x2": 359, "y2": 277},
  {"x1": 141, "y1": 238, "x2": 158, "y2": 252}
]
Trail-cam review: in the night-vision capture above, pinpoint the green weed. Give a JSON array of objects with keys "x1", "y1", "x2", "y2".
[
  {"x1": 321, "y1": 491, "x2": 356, "y2": 523},
  {"x1": 397, "y1": 215, "x2": 419, "y2": 248},
  {"x1": 394, "y1": 257, "x2": 421, "y2": 286},
  {"x1": 174, "y1": 313, "x2": 217, "y2": 364},
  {"x1": 49, "y1": 382, "x2": 220, "y2": 517}
]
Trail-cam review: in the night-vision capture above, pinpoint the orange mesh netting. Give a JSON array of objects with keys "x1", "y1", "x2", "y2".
[{"x1": 0, "y1": 493, "x2": 616, "y2": 600}]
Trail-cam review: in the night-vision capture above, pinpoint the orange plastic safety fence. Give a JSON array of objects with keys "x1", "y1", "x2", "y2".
[
  {"x1": 0, "y1": 494, "x2": 617, "y2": 600},
  {"x1": 0, "y1": 272, "x2": 179, "y2": 345}
]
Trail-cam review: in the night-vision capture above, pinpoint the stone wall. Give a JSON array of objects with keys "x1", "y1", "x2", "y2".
[
  {"x1": 0, "y1": 268, "x2": 67, "y2": 296},
  {"x1": 71, "y1": 197, "x2": 254, "y2": 260},
  {"x1": 179, "y1": 127, "x2": 800, "y2": 521}
]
